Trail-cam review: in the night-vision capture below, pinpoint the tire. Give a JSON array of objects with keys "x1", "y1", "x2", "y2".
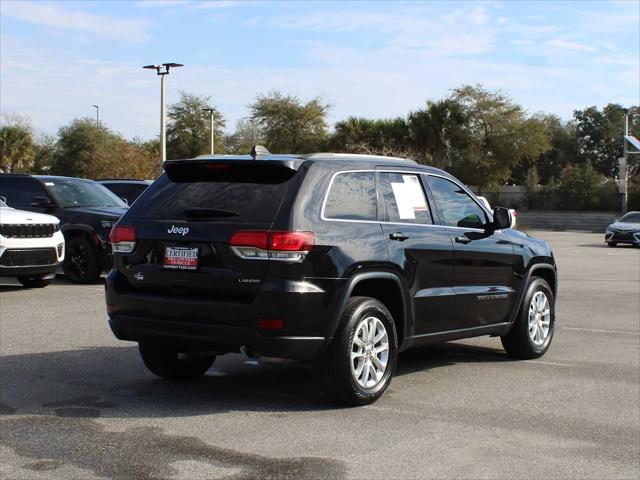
[
  {"x1": 607, "y1": 242, "x2": 617, "y2": 248},
  {"x1": 317, "y1": 296, "x2": 398, "y2": 406},
  {"x1": 501, "y1": 278, "x2": 555, "y2": 359},
  {"x1": 17, "y1": 275, "x2": 51, "y2": 288},
  {"x1": 138, "y1": 342, "x2": 216, "y2": 380},
  {"x1": 64, "y1": 236, "x2": 101, "y2": 284}
]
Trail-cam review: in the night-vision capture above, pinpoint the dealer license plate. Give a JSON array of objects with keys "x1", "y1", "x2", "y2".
[{"x1": 163, "y1": 246, "x2": 199, "y2": 270}]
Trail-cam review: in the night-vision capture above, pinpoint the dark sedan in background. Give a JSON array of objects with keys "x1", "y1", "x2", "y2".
[{"x1": 605, "y1": 211, "x2": 640, "y2": 247}]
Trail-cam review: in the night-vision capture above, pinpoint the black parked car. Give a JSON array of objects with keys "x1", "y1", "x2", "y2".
[
  {"x1": 0, "y1": 175, "x2": 127, "y2": 283},
  {"x1": 106, "y1": 149, "x2": 557, "y2": 405},
  {"x1": 98, "y1": 179, "x2": 152, "y2": 206},
  {"x1": 605, "y1": 211, "x2": 640, "y2": 247}
]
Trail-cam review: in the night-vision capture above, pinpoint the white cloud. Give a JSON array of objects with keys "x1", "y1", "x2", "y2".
[
  {"x1": 546, "y1": 39, "x2": 598, "y2": 53},
  {"x1": 1, "y1": 2, "x2": 638, "y2": 140},
  {"x1": 135, "y1": 0, "x2": 190, "y2": 6},
  {"x1": 2, "y1": 2, "x2": 149, "y2": 42}
]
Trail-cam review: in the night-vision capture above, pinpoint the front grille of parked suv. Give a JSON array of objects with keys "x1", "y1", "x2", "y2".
[
  {"x1": 0, "y1": 248, "x2": 58, "y2": 267},
  {"x1": 0, "y1": 224, "x2": 58, "y2": 238}
]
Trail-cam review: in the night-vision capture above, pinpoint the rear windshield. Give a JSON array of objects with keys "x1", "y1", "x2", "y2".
[{"x1": 127, "y1": 172, "x2": 295, "y2": 222}]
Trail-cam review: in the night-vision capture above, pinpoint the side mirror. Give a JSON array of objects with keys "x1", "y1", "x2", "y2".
[
  {"x1": 30, "y1": 196, "x2": 55, "y2": 210},
  {"x1": 0, "y1": 196, "x2": 6, "y2": 204},
  {"x1": 492, "y1": 207, "x2": 512, "y2": 230}
]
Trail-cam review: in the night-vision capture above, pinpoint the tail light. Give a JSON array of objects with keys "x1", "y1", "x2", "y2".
[
  {"x1": 229, "y1": 230, "x2": 315, "y2": 262},
  {"x1": 109, "y1": 225, "x2": 136, "y2": 253}
]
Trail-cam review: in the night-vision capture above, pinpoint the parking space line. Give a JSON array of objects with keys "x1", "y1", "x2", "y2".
[
  {"x1": 526, "y1": 360, "x2": 574, "y2": 367},
  {"x1": 559, "y1": 326, "x2": 640, "y2": 336}
]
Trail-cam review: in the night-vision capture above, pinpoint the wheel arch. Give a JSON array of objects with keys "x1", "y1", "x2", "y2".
[
  {"x1": 508, "y1": 263, "x2": 557, "y2": 326},
  {"x1": 62, "y1": 225, "x2": 102, "y2": 250},
  {"x1": 529, "y1": 264, "x2": 557, "y2": 299},
  {"x1": 337, "y1": 272, "x2": 411, "y2": 349}
]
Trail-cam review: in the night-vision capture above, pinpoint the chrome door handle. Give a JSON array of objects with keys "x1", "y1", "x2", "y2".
[
  {"x1": 389, "y1": 233, "x2": 410, "y2": 241},
  {"x1": 455, "y1": 236, "x2": 471, "y2": 244}
]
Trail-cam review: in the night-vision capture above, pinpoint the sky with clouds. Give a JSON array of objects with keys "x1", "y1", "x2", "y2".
[{"x1": 1, "y1": 0, "x2": 638, "y2": 140}]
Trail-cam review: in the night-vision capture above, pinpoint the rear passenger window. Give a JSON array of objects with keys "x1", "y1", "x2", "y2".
[
  {"x1": 324, "y1": 172, "x2": 377, "y2": 221},
  {"x1": 378, "y1": 172, "x2": 432, "y2": 224}
]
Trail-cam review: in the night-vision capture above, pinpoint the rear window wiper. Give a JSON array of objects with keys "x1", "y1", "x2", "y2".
[{"x1": 183, "y1": 208, "x2": 239, "y2": 220}]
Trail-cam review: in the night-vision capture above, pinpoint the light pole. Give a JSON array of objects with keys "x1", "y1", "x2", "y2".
[
  {"x1": 92, "y1": 105, "x2": 99, "y2": 126},
  {"x1": 202, "y1": 107, "x2": 215, "y2": 154},
  {"x1": 143, "y1": 63, "x2": 183, "y2": 162}
]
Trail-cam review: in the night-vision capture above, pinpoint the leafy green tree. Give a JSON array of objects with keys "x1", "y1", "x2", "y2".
[
  {"x1": 0, "y1": 116, "x2": 36, "y2": 173},
  {"x1": 51, "y1": 118, "x2": 160, "y2": 179},
  {"x1": 407, "y1": 99, "x2": 466, "y2": 168},
  {"x1": 249, "y1": 91, "x2": 330, "y2": 153},
  {"x1": 224, "y1": 118, "x2": 262, "y2": 155},
  {"x1": 574, "y1": 104, "x2": 640, "y2": 177},
  {"x1": 166, "y1": 92, "x2": 225, "y2": 159},
  {"x1": 556, "y1": 162, "x2": 618, "y2": 210},
  {"x1": 330, "y1": 117, "x2": 411, "y2": 157},
  {"x1": 91, "y1": 137, "x2": 161, "y2": 180},
  {"x1": 31, "y1": 133, "x2": 57, "y2": 174},
  {"x1": 51, "y1": 118, "x2": 114, "y2": 177},
  {"x1": 535, "y1": 116, "x2": 579, "y2": 184},
  {"x1": 446, "y1": 85, "x2": 550, "y2": 189}
]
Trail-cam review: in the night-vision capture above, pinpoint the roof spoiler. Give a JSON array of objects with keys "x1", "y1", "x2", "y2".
[{"x1": 164, "y1": 158, "x2": 300, "y2": 184}]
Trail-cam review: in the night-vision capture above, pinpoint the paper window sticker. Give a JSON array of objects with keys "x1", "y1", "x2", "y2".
[
  {"x1": 402, "y1": 175, "x2": 419, "y2": 184},
  {"x1": 390, "y1": 182, "x2": 416, "y2": 219}
]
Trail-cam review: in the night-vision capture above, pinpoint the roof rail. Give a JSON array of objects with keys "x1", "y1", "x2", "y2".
[{"x1": 303, "y1": 152, "x2": 416, "y2": 163}]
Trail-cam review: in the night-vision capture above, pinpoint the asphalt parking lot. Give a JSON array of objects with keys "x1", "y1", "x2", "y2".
[{"x1": 0, "y1": 231, "x2": 638, "y2": 480}]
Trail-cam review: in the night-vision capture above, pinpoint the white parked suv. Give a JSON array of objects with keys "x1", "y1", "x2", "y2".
[{"x1": 0, "y1": 198, "x2": 65, "y2": 288}]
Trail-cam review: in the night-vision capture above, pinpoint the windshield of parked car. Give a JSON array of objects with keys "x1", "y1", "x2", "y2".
[
  {"x1": 620, "y1": 212, "x2": 640, "y2": 223},
  {"x1": 43, "y1": 178, "x2": 126, "y2": 209}
]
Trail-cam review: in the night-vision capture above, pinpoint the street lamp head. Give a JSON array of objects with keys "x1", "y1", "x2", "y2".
[
  {"x1": 144, "y1": 63, "x2": 183, "y2": 75},
  {"x1": 92, "y1": 104, "x2": 98, "y2": 109},
  {"x1": 202, "y1": 107, "x2": 214, "y2": 113}
]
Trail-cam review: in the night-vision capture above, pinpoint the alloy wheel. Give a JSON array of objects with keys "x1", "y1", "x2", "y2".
[
  {"x1": 350, "y1": 316, "x2": 389, "y2": 389},
  {"x1": 528, "y1": 291, "x2": 551, "y2": 346}
]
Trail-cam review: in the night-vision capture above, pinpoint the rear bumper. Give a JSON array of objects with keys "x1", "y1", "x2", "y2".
[
  {"x1": 105, "y1": 271, "x2": 346, "y2": 361},
  {"x1": 108, "y1": 314, "x2": 330, "y2": 361}
]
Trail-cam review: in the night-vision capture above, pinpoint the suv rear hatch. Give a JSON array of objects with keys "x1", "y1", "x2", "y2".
[{"x1": 112, "y1": 159, "x2": 301, "y2": 302}]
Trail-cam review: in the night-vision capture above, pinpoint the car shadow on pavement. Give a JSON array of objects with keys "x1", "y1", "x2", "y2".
[
  {"x1": 0, "y1": 342, "x2": 509, "y2": 418},
  {"x1": 0, "y1": 275, "x2": 105, "y2": 291},
  {"x1": 0, "y1": 343, "x2": 510, "y2": 479},
  {"x1": 52, "y1": 274, "x2": 106, "y2": 286},
  {"x1": 397, "y1": 342, "x2": 511, "y2": 377},
  {"x1": 577, "y1": 243, "x2": 638, "y2": 248}
]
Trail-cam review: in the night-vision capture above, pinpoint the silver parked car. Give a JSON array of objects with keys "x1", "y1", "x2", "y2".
[{"x1": 605, "y1": 211, "x2": 640, "y2": 247}]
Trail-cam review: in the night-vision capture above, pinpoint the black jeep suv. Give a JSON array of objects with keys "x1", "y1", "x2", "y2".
[
  {"x1": 106, "y1": 149, "x2": 557, "y2": 405},
  {"x1": 0, "y1": 175, "x2": 128, "y2": 283}
]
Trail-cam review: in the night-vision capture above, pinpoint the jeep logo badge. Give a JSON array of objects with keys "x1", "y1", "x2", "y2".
[{"x1": 168, "y1": 225, "x2": 189, "y2": 236}]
